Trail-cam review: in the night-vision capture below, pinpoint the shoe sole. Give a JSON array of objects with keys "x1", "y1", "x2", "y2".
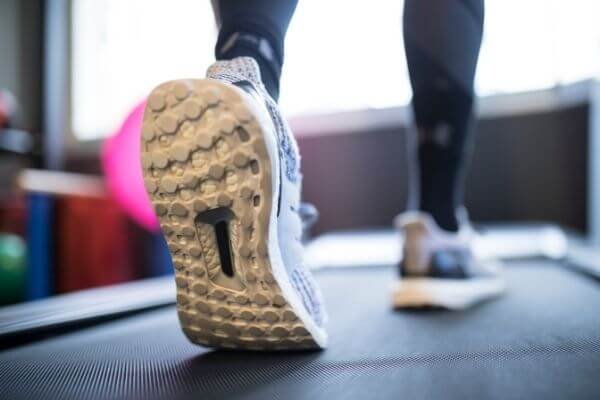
[
  {"x1": 141, "y1": 79, "x2": 320, "y2": 350},
  {"x1": 393, "y1": 276, "x2": 505, "y2": 310}
]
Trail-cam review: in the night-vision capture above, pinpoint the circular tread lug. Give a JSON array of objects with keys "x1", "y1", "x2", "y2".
[
  {"x1": 141, "y1": 125, "x2": 155, "y2": 141},
  {"x1": 233, "y1": 152, "x2": 249, "y2": 167},
  {"x1": 241, "y1": 311, "x2": 256, "y2": 321},
  {"x1": 262, "y1": 311, "x2": 279, "y2": 323},
  {"x1": 192, "y1": 283, "x2": 208, "y2": 295},
  {"x1": 152, "y1": 153, "x2": 169, "y2": 169},
  {"x1": 170, "y1": 145, "x2": 190, "y2": 162},
  {"x1": 176, "y1": 294, "x2": 189, "y2": 305},
  {"x1": 148, "y1": 92, "x2": 166, "y2": 111},
  {"x1": 193, "y1": 200, "x2": 208, "y2": 212},
  {"x1": 173, "y1": 81, "x2": 191, "y2": 100},
  {"x1": 181, "y1": 226, "x2": 195, "y2": 237},
  {"x1": 292, "y1": 326, "x2": 310, "y2": 336},
  {"x1": 235, "y1": 294, "x2": 249, "y2": 304},
  {"x1": 253, "y1": 293, "x2": 269, "y2": 306},
  {"x1": 212, "y1": 289, "x2": 226, "y2": 300},
  {"x1": 197, "y1": 133, "x2": 213, "y2": 149},
  {"x1": 144, "y1": 178, "x2": 157, "y2": 193},
  {"x1": 271, "y1": 326, "x2": 289, "y2": 338},
  {"x1": 155, "y1": 204, "x2": 168, "y2": 216},
  {"x1": 248, "y1": 326, "x2": 265, "y2": 337},
  {"x1": 208, "y1": 165, "x2": 225, "y2": 180},
  {"x1": 219, "y1": 115, "x2": 237, "y2": 134},
  {"x1": 282, "y1": 310, "x2": 297, "y2": 322},
  {"x1": 160, "y1": 177, "x2": 178, "y2": 193},
  {"x1": 216, "y1": 307, "x2": 232, "y2": 318},
  {"x1": 220, "y1": 322, "x2": 240, "y2": 336},
  {"x1": 156, "y1": 114, "x2": 178, "y2": 134},
  {"x1": 264, "y1": 272, "x2": 275, "y2": 284},
  {"x1": 195, "y1": 302, "x2": 211, "y2": 314},
  {"x1": 217, "y1": 193, "x2": 232, "y2": 207},
  {"x1": 171, "y1": 203, "x2": 188, "y2": 217},
  {"x1": 141, "y1": 154, "x2": 153, "y2": 169},
  {"x1": 189, "y1": 246, "x2": 202, "y2": 257},
  {"x1": 272, "y1": 294, "x2": 286, "y2": 307}
]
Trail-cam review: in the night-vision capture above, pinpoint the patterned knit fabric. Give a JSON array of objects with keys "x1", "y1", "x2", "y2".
[
  {"x1": 207, "y1": 57, "x2": 300, "y2": 183},
  {"x1": 206, "y1": 57, "x2": 326, "y2": 326}
]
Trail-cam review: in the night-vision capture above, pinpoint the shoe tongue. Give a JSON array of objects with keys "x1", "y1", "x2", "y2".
[{"x1": 206, "y1": 57, "x2": 263, "y2": 87}]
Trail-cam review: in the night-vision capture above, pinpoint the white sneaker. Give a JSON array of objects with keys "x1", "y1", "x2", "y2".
[
  {"x1": 393, "y1": 211, "x2": 505, "y2": 310},
  {"x1": 141, "y1": 57, "x2": 327, "y2": 350}
]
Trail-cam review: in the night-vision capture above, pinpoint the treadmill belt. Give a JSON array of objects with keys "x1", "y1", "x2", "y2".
[{"x1": 1, "y1": 260, "x2": 600, "y2": 399}]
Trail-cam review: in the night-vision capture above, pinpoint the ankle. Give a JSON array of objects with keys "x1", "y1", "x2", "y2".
[
  {"x1": 216, "y1": 31, "x2": 282, "y2": 100},
  {"x1": 419, "y1": 207, "x2": 459, "y2": 232}
]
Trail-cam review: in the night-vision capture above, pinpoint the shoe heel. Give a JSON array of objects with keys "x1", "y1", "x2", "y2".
[{"x1": 141, "y1": 79, "x2": 318, "y2": 350}]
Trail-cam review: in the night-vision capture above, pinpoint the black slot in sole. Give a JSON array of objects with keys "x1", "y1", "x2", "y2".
[
  {"x1": 214, "y1": 220, "x2": 234, "y2": 277},
  {"x1": 196, "y1": 207, "x2": 236, "y2": 278}
]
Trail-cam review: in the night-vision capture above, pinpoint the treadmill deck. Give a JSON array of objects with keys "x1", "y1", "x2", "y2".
[{"x1": 1, "y1": 260, "x2": 600, "y2": 399}]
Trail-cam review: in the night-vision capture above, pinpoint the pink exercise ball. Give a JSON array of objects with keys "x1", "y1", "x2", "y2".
[{"x1": 102, "y1": 101, "x2": 159, "y2": 232}]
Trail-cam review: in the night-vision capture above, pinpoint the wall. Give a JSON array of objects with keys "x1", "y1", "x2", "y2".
[{"x1": 298, "y1": 103, "x2": 588, "y2": 234}]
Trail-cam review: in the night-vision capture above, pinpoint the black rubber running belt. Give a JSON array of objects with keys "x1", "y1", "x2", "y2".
[{"x1": 1, "y1": 260, "x2": 599, "y2": 400}]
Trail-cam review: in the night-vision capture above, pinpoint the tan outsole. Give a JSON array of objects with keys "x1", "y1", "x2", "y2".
[
  {"x1": 141, "y1": 79, "x2": 317, "y2": 350},
  {"x1": 393, "y1": 277, "x2": 505, "y2": 310}
]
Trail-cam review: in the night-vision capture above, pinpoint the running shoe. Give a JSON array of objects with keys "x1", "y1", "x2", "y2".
[
  {"x1": 141, "y1": 57, "x2": 327, "y2": 350},
  {"x1": 393, "y1": 211, "x2": 505, "y2": 309}
]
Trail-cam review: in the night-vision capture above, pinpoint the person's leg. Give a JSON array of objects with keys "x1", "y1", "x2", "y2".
[
  {"x1": 403, "y1": 0, "x2": 484, "y2": 232},
  {"x1": 212, "y1": 0, "x2": 298, "y2": 101},
  {"x1": 394, "y1": 1, "x2": 503, "y2": 309},
  {"x1": 142, "y1": 1, "x2": 327, "y2": 349}
]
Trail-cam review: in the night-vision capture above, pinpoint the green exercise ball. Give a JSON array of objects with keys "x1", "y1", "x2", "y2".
[{"x1": 0, "y1": 234, "x2": 26, "y2": 305}]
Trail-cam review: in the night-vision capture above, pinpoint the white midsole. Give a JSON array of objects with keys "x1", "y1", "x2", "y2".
[
  {"x1": 230, "y1": 83, "x2": 328, "y2": 348},
  {"x1": 393, "y1": 276, "x2": 506, "y2": 310}
]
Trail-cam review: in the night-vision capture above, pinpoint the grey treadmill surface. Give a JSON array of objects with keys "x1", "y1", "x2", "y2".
[{"x1": 1, "y1": 260, "x2": 600, "y2": 400}]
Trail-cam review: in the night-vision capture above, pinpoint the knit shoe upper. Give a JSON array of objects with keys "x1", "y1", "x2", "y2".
[{"x1": 207, "y1": 57, "x2": 326, "y2": 326}]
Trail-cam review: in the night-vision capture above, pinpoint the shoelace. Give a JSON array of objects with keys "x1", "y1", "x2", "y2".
[{"x1": 299, "y1": 203, "x2": 319, "y2": 242}]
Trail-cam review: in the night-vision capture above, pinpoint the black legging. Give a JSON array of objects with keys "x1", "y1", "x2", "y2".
[
  {"x1": 212, "y1": 0, "x2": 298, "y2": 101},
  {"x1": 404, "y1": 0, "x2": 484, "y2": 231},
  {"x1": 212, "y1": 0, "x2": 484, "y2": 231}
]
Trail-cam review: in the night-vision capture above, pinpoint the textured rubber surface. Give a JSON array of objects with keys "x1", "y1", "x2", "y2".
[
  {"x1": 141, "y1": 79, "x2": 316, "y2": 350},
  {"x1": 1, "y1": 261, "x2": 600, "y2": 400}
]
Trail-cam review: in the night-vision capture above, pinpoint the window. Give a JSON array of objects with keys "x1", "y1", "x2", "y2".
[
  {"x1": 72, "y1": 0, "x2": 216, "y2": 141},
  {"x1": 71, "y1": 0, "x2": 600, "y2": 141},
  {"x1": 477, "y1": 0, "x2": 600, "y2": 94}
]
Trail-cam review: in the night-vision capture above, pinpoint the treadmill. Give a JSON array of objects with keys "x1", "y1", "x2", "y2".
[{"x1": 1, "y1": 226, "x2": 600, "y2": 400}]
